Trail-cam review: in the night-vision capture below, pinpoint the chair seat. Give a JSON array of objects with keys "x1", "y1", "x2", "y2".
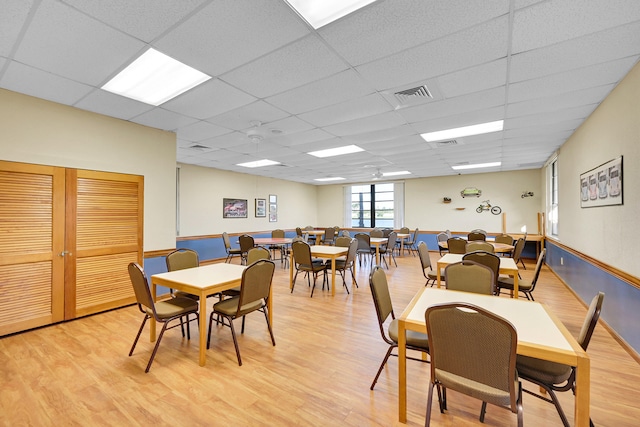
[
  {"x1": 297, "y1": 262, "x2": 326, "y2": 272},
  {"x1": 213, "y1": 295, "x2": 263, "y2": 316},
  {"x1": 516, "y1": 355, "x2": 572, "y2": 385},
  {"x1": 149, "y1": 297, "x2": 198, "y2": 320},
  {"x1": 228, "y1": 248, "x2": 242, "y2": 254},
  {"x1": 436, "y1": 368, "x2": 513, "y2": 407},
  {"x1": 497, "y1": 277, "x2": 533, "y2": 291},
  {"x1": 389, "y1": 318, "x2": 429, "y2": 348}
]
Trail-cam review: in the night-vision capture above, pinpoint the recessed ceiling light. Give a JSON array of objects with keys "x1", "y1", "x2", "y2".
[
  {"x1": 308, "y1": 145, "x2": 364, "y2": 158},
  {"x1": 383, "y1": 171, "x2": 411, "y2": 176},
  {"x1": 237, "y1": 159, "x2": 281, "y2": 168},
  {"x1": 102, "y1": 48, "x2": 211, "y2": 106},
  {"x1": 314, "y1": 177, "x2": 346, "y2": 182},
  {"x1": 285, "y1": 0, "x2": 376, "y2": 29},
  {"x1": 451, "y1": 162, "x2": 501, "y2": 170},
  {"x1": 420, "y1": 120, "x2": 504, "y2": 142}
]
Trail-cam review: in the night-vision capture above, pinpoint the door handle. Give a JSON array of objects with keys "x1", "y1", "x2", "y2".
[{"x1": 59, "y1": 251, "x2": 72, "y2": 257}]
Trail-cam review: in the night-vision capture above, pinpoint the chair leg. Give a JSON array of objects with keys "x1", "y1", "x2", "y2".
[
  {"x1": 129, "y1": 315, "x2": 149, "y2": 356},
  {"x1": 145, "y1": 321, "x2": 169, "y2": 373},
  {"x1": 262, "y1": 307, "x2": 276, "y2": 346},
  {"x1": 227, "y1": 316, "x2": 242, "y2": 366},
  {"x1": 425, "y1": 383, "x2": 435, "y2": 427},
  {"x1": 370, "y1": 345, "x2": 395, "y2": 390},
  {"x1": 292, "y1": 270, "x2": 300, "y2": 293},
  {"x1": 479, "y1": 401, "x2": 487, "y2": 422},
  {"x1": 350, "y1": 266, "x2": 358, "y2": 288}
]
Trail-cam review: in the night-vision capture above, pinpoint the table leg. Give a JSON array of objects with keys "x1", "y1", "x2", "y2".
[
  {"x1": 289, "y1": 253, "x2": 295, "y2": 289},
  {"x1": 198, "y1": 290, "x2": 207, "y2": 366},
  {"x1": 331, "y1": 257, "x2": 336, "y2": 296},
  {"x1": 150, "y1": 283, "x2": 157, "y2": 342},
  {"x1": 436, "y1": 261, "x2": 444, "y2": 288},
  {"x1": 512, "y1": 271, "x2": 519, "y2": 298},
  {"x1": 375, "y1": 245, "x2": 381, "y2": 265},
  {"x1": 398, "y1": 318, "x2": 408, "y2": 423},
  {"x1": 574, "y1": 354, "x2": 591, "y2": 426}
]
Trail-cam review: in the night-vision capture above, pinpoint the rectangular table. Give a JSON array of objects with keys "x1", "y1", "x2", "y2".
[
  {"x1": 150, "y1": 263, "x2": 249, "y2": 366},
  {"x1": 437, "y1": 253, "x2": 519, "y2": 296},
  {"x1": 289, "y1": 245, "x2": 349, "y2": 296},
  {"x1": 370, "y1": 237, "x2": 388, "y2": 265},
  {"x1": 397, "y1": 287, "x2": 590, "y2": 425},
  {"x1": 396, "y1": 233, "x2": 410, "y2": 255}
]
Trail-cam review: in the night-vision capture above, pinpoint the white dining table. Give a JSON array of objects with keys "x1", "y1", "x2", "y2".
[
  {"x1": 436, "y1": 253, "x2": 520, "y2": 296},
  {"x1": 397, "y1": 287, "x2": 590, "y2": 425},
  {"x1": 150, "y1": 263, "x2": 248, "y2": 366},
  {"x1": 288, "y1": 245, "x2": 350, "y2": 296}
]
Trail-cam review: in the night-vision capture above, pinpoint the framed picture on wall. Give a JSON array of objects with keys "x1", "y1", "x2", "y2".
[
  {"x1": 580, "y1": 156, "x2": 623, "y2": 208},
  {"x1": 255, "y1": 198, "x2": 266, "y2": 217},
  {"x1": 223, "y1": 198, "x2": 248, "y2": 218},
  {"x1": 269, "y1": 212, "x2": 277, "y2": 222}
]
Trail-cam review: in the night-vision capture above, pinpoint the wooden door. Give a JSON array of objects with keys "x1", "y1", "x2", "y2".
[{"x1": 0, "y1": 161, "x2": 143, "y2": 335}]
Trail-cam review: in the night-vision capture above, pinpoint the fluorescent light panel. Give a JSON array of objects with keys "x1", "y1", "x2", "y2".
[
  {"x1": 308, "y1": 145, "x2": 364, "y2": 158},
  {"x1": 383, "y1": 171, "x2": 411, "y2": 177},
  {"x1": 102, "y1": 48, "x2": 211, "y2": 106},
  {"x1": 286, "y1": 0, "x2": 376, "y2": 29},
  {"x1": 421, "y1": 120, "x2": 504, "y2": 142},
  {"x1": 451, "y1": 162, "x2": 501, "y2": 170},
  {"x1": 314, "y1": 177, "x2": 345, "y2": 182},
  {"x1": 237, "y1": 159, "x2": 280, "y2": 168}
]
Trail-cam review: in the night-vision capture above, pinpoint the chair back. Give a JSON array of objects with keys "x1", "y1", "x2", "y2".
[
  {"x1": 247, "y1": 246, "x2": 271, "y2": 264},
  {"x1": 239, "y1": 234, "x2": 255, "y2": 253},
  {"x1": 335, "y1": 236, "x2": 352, "y2": 247},
  {"x1": 410, "y1": 228, "x2": 419, "y2": 242},
  {"x1": 399, "y1": 227, "x2": 410, "y2": 235},
  {"x1": 235, "y1": 260, "x2": 276, "y2": 316},
  {"x1": 383, "y1": 231, "x2": 397, "y2": 251},
  {"x1": 341, "y1": 230, "x2": 351, "y2": 237},
  {"x1": 436, "y1": 232, "x2": 448, "y2": 244},
  {"x1": 291, "y1": 240, "x2": 313, "y2": 266},
  {"x1": 417, "y1": 241, "x2": 432, "y2": 271},
  {"x1": 465, "y1": 241, "x2": 494, "y2": 253},
  {"x1": 222, "y1": 231, "x2": 232, "y2": 250},
  {"x1": 445, "y1": 260, "x2": 495, "y2": 295},
  {"x1": 382, "y1": 228, "x2": 393, "y2": 237},
  {"x1": 578, "y1": 292, "x2": 605, "y2": 351},
  {"x1": 529, "y1": 248, "x2": 546, "y2": 291},
  {"x1": 468, "y1": 232, "x2": 486, "y2": 241},
  {"x1": 272, "y1": 229, "x2": 285, "y2": 238},
  {"x1": 495, "y1": 234, "x2": 514, "y2": 245},
  {"x1": 166, "y1": 248, "x2": 199, "y2": 271},
  {"x1": 463, "y1": 250, "x2": 501, "y2": 289},
  {"x1": 345, "y1": 238, "x2": 358, "y2": 266},
  {"x1": 296, "y1": 227, "x2": 303, "y2": 237},
  {"x1": 470, "y1": 228, "x2": 487, "y2": 236},
  {"x1": 369, "y1": 266, "x2": 395, "y2": 331},
  {"x1": 323, "y1": 227, "x2": 336, "y2": 244},
  {"x1": 128, "y1": 262, "x2": 157, "y2": 318},
  {"x1": 292, "y1": 235, "x2": 306, "y2": 243},
  {"x1": 447, "y1": 237, "x2": 467, "y2": 254},
  {"x1": 425, "y1": 303, "x2": 519, "y2": 411},
  {"x1": 512, "y1": 238, "x2": 525, "y2": 262},
  {"x1": 355, "y1": 233, "x2": 371, "y2": 250},
  {"x1": 370, "y1": 229, "x2": 383, "y2": 238}
]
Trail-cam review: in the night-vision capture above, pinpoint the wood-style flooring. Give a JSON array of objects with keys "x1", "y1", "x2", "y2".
[{"x1": 1, "y1": 250, "x2": 639, "y2": 426}]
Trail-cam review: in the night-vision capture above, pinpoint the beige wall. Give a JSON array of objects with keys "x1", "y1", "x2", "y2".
[
  {"x1": 0, "y1": 89, "x2": 177, "y2": 251},
  {"x1": 178, "y1": 163, "x2": 318, "y2": 236},
  {"x1": 552, "y1": 61, "x2": 640, "y2": 277},
  {"x1": 317, "y1": 169, "x2": 542, "y2": 233}
]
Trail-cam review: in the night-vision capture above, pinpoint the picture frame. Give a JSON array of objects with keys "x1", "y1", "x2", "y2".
[
  {"x1": 269, "y1": 194, "x2": 277, "y2": 222},
  {"x1": 223, "y1": 198, "x2": 248, "y2": 218},
  {"x1": 580, "y1": 156, "x2": 623, "y2": 208},
  {"x1": 269, "y1": 194, "x2": 277, "y2": 204},
  {"x1": 255, "y1": 198, "x2": 266, "y2": 217},
  {"x1": 269, "y1": 212, "x2": 277, "y2": 222}
]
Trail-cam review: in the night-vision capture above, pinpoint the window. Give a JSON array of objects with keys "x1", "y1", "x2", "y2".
[
  {"x1": 549, "y1": 159, "x2": 558, "y2": 236},
  {"x1": 350, "y1": 183, "x2": 395, "y2": 228}
]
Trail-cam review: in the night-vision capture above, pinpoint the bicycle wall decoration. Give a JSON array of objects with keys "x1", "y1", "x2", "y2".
[{"x1": 476, "y1": 200, "x2": 502, "y2": 215}]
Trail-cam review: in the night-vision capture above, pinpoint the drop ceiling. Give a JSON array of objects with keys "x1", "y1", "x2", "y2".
[{"x1": 2, "y1": 0, "x2": 639, "y2": 184}]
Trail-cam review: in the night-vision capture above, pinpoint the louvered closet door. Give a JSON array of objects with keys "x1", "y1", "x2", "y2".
[
  {"x1": 0, "y1": 161, "x2": 66, "y2": 335},
  {"x1": 65, "y1": 169, "x2": 142, "y2": 318}
]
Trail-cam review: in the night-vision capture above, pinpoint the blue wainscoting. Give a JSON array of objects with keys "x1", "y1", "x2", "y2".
[{"x1": 546, "y1": 240, "x2": 640, "y2": 355}]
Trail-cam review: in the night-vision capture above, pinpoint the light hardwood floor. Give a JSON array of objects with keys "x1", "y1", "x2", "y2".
[{"x1": 1, "y1": 250, "x2": 639, "y2": 426}]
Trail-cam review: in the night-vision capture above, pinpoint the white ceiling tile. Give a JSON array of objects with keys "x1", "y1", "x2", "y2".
[
  {"x1": 410, "y1": 106, "x2": 505, "y2": 134},
  {"x1": 2, "y1": 61, "x2": 93, "y2": 106},
  {"x1": 506, "y1": 105, "x2": 598, "y2": 130},
  {"x1": 130, "y1": 108, "x2": 198, "y2": 131},
  {"x1": 61, "y1": 0, "x2": 208, "y2": 42},
  {"x1": 206, "y1": 101, "x2": 289, "y2": 131},
  {"x1": 265, "y1": 69, "x2": 375, "y2": 114},
  {"x1": 507, "y1": 84, "x2": 615, "y2": 118},
  {"x1": 220, "y1": 35, "x2": 348, "y2": 98},
  {"x1": 154, "y1": 0, "x2": 310, "y2": 76},
  {"x1": 322, "y1": 111, "x2": 407, "y2": 137},
  {"x1": 437, "y1": 59, "x2": 508, "y2": 98},
  {"x1": 74, "y1": 88, "x2": 154, "y2": 121},
  {"x1": 356, "y1": 16, "x2": 509, "y2": 90},
  {"x1": 176, "y1": 121, "x2": 233, "y2": 142},
  {"x1": 0, "y1": 0, "x2": 34, "y2": 57},
  {"x1": 298, "y1": 93, "x2": 392, "y2": 127},
  {"x1": 512, "y1": 0, "x2": 640, "y2": 54},
  {"x1": 319, "y1": 0, "x2": 509, "y2": 66},
  {"x1": 162, "y1": 79, "x2": 256, "y2": 120},
  {"x1": 14, "y1": 1, "x2": 145, "y2": 85}
]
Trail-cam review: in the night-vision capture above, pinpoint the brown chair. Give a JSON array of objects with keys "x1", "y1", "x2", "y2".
[
  {"x1": 447, "y1": 237, "x2": 467, "y2": 254},
  {"x1": 467, "y1": 231, "x2": 487, "y2": 241},
  {"x1": 517, "y1": 292, "x2": 604, "y2": 427},
  {"x1": 165, "y1": 248, "x2": 200, "y2": 300},
  {"x1": 291, "y1": 240, "x2": 328, "y2": 297},
  {"x1": 465, "y1": 241, "x2": 495, "y2": 253},
  {"x1": 206, "y1": 259, "x2": 276, "y2": 366},
  {"x1": 127, "y1": 262, "x2": 199, "y2": 373},
  {"x1": 322, "y1": 227, "x2": 337, "y2": 245},
  {"x1": 238, "y1": 234, "x2": 255, "y2": 265},
  {"x1": 436, "y1": 232, "x2": 449, "y2": 256},
  {"x1": 379, "y1": 231, "x2": 398, "y2": 268},
  {"x1": 511, "y1": 238, "x2": 526, "y2": 275},
  {"x1": 497, "y1": 248, "x2": 546, "y2": 300},
  {"x1": 327, "y1": 237, "x2": 358, "y2": 293},
  {"x1": 444, "y1": 260, "x2": 495, "y2": 295},
  {"x1": 417, "y1": 241, "x2": 440, "y2": 286},
  {"x1": 369, "y1": 266, "x2": 429, "y2": 390},
  {"x1": 222, "y1": 231, "x2": 242, "y2": 263},
  {"x1": 424, "y1": 303, "x2": 523, "y2": 426},
  {"x1": 494, "y1": 234, "x2": 514, "y2": 246},
  {"x1": 404, "y1": 228, "x2": 419, "y2": 256},
  {"x1": 355, "y1": 232, "x2": 374, "y2": 266},
  {"x1": 269, "y1": 229, "x2": 286, "y2": 262},
  {"x1": 463, "y1": 251, "x2": 501, "y2": 293},
  {"x1": 370, "y1": 228, "x2": 384, "y2": 238}
]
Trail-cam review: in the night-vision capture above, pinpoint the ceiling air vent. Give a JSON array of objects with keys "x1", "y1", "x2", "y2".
[
  {"x1": 394, "y1": 84, "x2": 433, "y2": 105},
  {"x1": 188, "y1": 144, "x2": 210, "y2": 151},
  {"x1": 427, "y1": 139, "x2": 461, "y2": 149}
]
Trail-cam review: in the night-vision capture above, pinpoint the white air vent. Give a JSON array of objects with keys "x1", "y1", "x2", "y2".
[
  {"x1": 188, "y1": 144, "x2": 210, "y2": 151},
  {"x1": 428, "y1": 139, "x2": 461, "y2": 149},
  {"x1": 394, "y1": 84, "x2": 433, "y2": 105}
]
